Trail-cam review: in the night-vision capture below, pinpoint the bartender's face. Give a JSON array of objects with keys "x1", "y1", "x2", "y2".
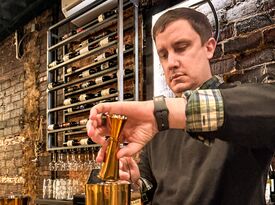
[{"x1": 155, "y1": 19, "x2": 216, "y2": 95}]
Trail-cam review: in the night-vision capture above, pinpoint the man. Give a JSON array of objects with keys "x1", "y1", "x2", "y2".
[{"x1": 87, "y1": 8, "x2": 275, "y2": 205}]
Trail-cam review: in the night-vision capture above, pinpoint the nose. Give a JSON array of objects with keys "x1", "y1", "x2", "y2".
[{"x1": 167, "y1": 52, "x2": 180, "y2": 70}]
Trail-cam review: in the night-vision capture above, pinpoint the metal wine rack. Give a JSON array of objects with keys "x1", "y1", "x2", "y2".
[{"x1": 46, "y1": 0, "x2": 139, "y2": 151}]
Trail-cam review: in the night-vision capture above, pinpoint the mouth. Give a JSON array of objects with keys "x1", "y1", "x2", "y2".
[{"x1": 170, "y1": 73, "x2": 184, "y2": 81}]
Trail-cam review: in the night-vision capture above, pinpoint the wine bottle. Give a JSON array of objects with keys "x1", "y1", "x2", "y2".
[
  {"x1": 61, "y1": 30, "x2": 76, "y2": 40},
  {"x1": 94, "y1": 51, "x2": 114, "y2": 62},
  {"x1": 77, "y1": 44, "x2": 97, "y2": 55},
  {"x1": 95, "y1": 75, "x2": 111, "y2": 84},
  {"x1": 270, "y1": 167, "x2": 275, "y2": 202},
  {"x1": 66, "y1": 66, "x2": 77, "y2": 74},
  {"x1": 79, "y1": 93, "x2": 96, "y2": 101},
  {"x1": 79, "y1": 138, "x2": 94, "y2": 145},
  {"x1": 47, "y1": 81, "x2": 64, "y2": 89},
  {"x1": 48, "y1": 59, "x2": 62, "y2": 68},
  {"x1": 98, "y1": 10, "x2": 117, "y2": 22},
  {"x1": 63, "y1": 139, "x2": 80, "y2": 147},
  {"x1": 115, "y1": 44, "x2": 134, "y2": 53},
  {"x1": 124, "y1": 93, "x2": 134, "y2": 99},
  {"x1": 94, "y1": 30, "x2": 113, "y2": 41},
  {"x1": 125, "y1": 68, "x2": 134, "y2": 75},
  {"x1": 98, "y1": 59, "x2": 117, "y2": 71},
  {"x1": 47, "y1": 124, "x2": 60, "y2": 131},
  {"x1": 99, "y1": 35, "x2": 118, "y2": 47},
  {"x1": 62, "y1": 52, "x2": 77, "y2": 62},
  {"x1": 80, "y1": 80, "x2": 96, "y2": 89},
  {"x1": 79, "y1": 38, "x2": 94, "y2": 48},
  {"x1": 64, "y1": 98, "x2": 78, "y2": 105},
  {"x1": 60, "y1": 121, "x2": 78, "y2": 128},
  {"x1": 78, "y1": 68, "x2": 97, "y2": 78},
  {"x1": 100, "y1": 88, "x2": 117, "y2": 97},
  {"x1": 79, "y1": 119, "x2": 88, "y2": 125},
  {"x1": 66, "y1": 104, "x2": 89, "y2": 113},
  {"x1": 64, "y1": 85, "x2": 79, "y2": 93}
]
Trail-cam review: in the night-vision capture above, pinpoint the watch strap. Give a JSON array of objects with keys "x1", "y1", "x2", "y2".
[{"x1": 153, "y1": 95, "x2": 169, "y2": 131}]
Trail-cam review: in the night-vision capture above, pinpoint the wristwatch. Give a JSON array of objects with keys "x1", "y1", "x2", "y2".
[{"x1": 153, "y1": 95, "x2": 169, "y2": 131}]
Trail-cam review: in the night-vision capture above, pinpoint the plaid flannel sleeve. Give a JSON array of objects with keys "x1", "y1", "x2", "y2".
[{"x1": 184, "y1": 89, "x2": 224, "y2": 146}]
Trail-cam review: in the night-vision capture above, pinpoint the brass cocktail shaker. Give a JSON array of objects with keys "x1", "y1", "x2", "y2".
[{"x1": 86, "y1": 114, "x2": 131, "y2": 205}]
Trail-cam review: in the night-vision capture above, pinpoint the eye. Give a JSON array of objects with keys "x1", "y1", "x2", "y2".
[
  {"x1": 175, "y1": 45, "x2": 187, "y2": 53},
  {"x1": 158, "y1": 51, "x2": 168, "y2": 60}
]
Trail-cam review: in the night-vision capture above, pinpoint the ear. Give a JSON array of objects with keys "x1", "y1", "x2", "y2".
[{"x1": 204, "y1": 37, "x2": 217, "y2": 59}]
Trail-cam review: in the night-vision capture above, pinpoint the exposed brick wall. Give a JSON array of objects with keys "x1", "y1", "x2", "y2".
[
  {"x1": 0, "y1": 9, "x2": 52, "y2": 204},
  {"x1": 209, "y1": 0, "x2": 275, "y2": 83}
]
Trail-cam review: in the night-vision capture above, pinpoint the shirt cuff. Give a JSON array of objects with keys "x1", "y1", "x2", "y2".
[{"x1": 185, "y1": 89, "x2": 224, "y2": 133}]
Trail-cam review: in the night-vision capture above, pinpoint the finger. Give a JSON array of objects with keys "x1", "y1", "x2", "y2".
[
  {"x1": 89, "y1": 103, "x2": 112, "y2": 120},
  {"x1": 119, "y1": 170, "x2": 130, "y2": 181},
  {"x1": 96, "y1": 140, "x2": 109, "y2": 163},
  {"x1": 117, "y1": 143, "x2": 142, "y2": 158}
]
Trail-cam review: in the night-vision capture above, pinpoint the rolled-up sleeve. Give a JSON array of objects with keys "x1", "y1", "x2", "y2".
[{"x1": 184, "y1": 89, "x2": 224, "y2": 145}]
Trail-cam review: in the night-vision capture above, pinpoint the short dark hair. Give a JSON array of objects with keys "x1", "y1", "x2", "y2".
[{"x1": 153, "y1": 7, "x2": 213, "y2": 44}]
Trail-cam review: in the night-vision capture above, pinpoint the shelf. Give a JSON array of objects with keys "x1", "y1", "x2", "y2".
[
  {"x1": 36, "y1": 199, "x2": 73, "y2": 205},
  {"x1": 65, "y1": 76, "x2": 118, "y2": 97},
  {"x1": 47, "y1": 48, "x2": 134, "y2": 92},
  {"x1": 65, "y1": 130, "x2": 87, "y2": 136},
  {"x1": 47, "y1": 144, "x2": 100, "y2": 151},
  {"x1": 64, "y1": 47, "x2": 133, "y2": 77},
  {"x1": 48, "y1": 15, "x2": 118, "y2": 52},
  {"x1": 48, "y1": 125, "x2": 86, "y2": 134},
  {"x1": 48, "y1": 93, "x2": 118, "y2": 113},
  {"x1": 48, "y1": 67, "x2": 118, "y2": 92},
  {"x1": 48, "y1": 40, "x2": 118, "y2": 72},
  {"x1": 64, "y1": 107, "x2": 92, "y2": 117}
]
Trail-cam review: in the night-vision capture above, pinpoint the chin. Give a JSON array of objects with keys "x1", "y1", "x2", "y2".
[{"x1": 171, "y1": 84, "x2": 192, "y2": 93}]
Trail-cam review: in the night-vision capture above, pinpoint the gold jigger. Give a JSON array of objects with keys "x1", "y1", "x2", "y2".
[{"x1": 86, "y1": 114, "x2": 130, "y2": 205}]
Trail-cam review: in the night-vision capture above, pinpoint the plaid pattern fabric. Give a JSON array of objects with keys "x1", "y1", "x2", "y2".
[
  {"x1": 185, "y1": 89, "x2": 224, "y2": 132},
  {"x1": 184, "y1": 75, "x2": 225, "y2": 146}
]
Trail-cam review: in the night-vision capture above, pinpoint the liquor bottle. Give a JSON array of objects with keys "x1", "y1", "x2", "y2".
[
  {"x1": 47, "y1": 80, "x2": 64, "y2": 89},
  {"x1": 80, "y1": 80, "x2": 96, "y2": 89},
  {"x1": 79, "y1": 138, "x2": 94, "y2": 145},
  {"x1": 60, "y1": 121, "x2": 78, "y2": 128},
  {"x1": 64, "y1": 85, "x2": 79, "y2": 93},
  {"x1": 100, "y1": 88, "x2": 117, "y2": 97},
  {"x1": 95, "y1": 75, "x2": 111, "y2": 84},
  {"x1": 98, "y1": 10, "x2": 117, "y2": 22},
  {"x1": 66, "y1": 66, "x2": 77, "y2": 74},
  {"x1": 48, "y1": 59, "x2": 63, "y2": 68},
  {"x1": 64, "y1": 97, "x2": 78, "y2": 105},
  {"x1": 63, "y1": 139, "x2": 80, "y2": 147},
  {"x1": 47, "y1": 124, "x2": 60, "y2": 131},
  {"x1": 79, "y1": 119, "x2": 88, "y2": 126},
  {"x1": 78, "y1": 68, "x2": 97, "y2": 78},
  {"x1": 61, "y1": 30, "x2": 76, "y2": 40},
  {"x1": 79, "y1": 94, "x2": 96, "y2": 101}
]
